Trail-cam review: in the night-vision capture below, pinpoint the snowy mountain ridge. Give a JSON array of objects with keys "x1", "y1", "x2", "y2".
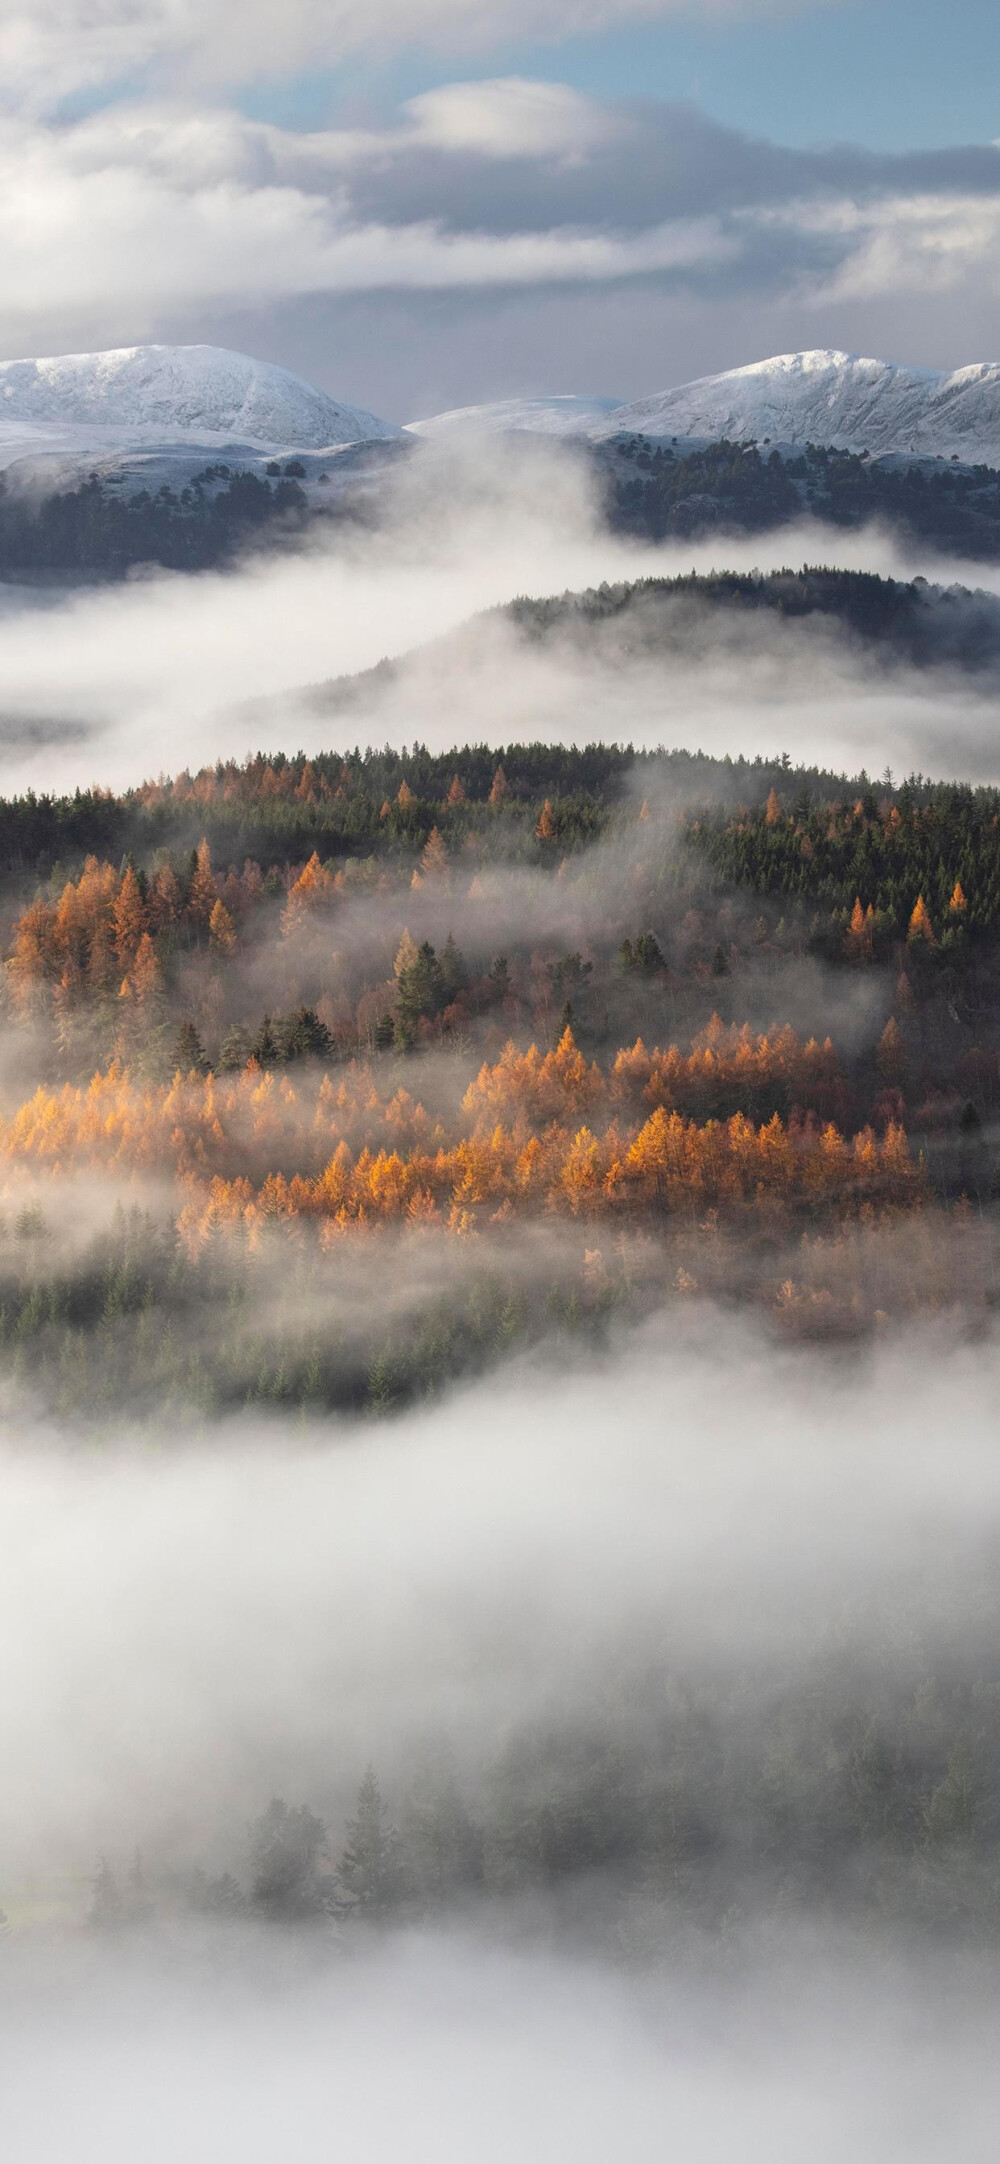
[
  {"x1": 587, "y1": 351, "x2": 1000, "y2": 460},
  {"x1": 0, "y1": 344, "x2": 398, "y2": 454},
  {"x1": 409, "y1": 353, "x2": 1000, "y2": 464}
]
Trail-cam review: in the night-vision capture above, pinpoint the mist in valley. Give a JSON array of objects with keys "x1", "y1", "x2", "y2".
[
  {"x1": 5, "y1": 1321, "x2": 1000, "y2": 2156},
  {"x1": 1, "y1": 438, "x2": 1000, "y2": 791}
]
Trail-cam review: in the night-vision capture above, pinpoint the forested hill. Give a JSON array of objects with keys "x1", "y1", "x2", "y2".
[
  {"x1": 316, "y1": 568, "x2": 1000, "y2": 728},
  {"x1": 4, "y1": 439, "x2": 1000, "y2": 575},
  {"x1": 603, "y1": 437, "x2": 1000, "y2": 557},
  {"x1": 504, "y1": 566, "x2": 1000, "y2": 670}
]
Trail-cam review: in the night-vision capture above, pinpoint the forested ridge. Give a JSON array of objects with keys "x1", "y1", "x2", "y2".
[
  {"x1": 8, "y1": 439, "x2": 1000, "y2": 573},
  {"x1": 0, "y1": 703, "x2": 998, "y2": 1416}
]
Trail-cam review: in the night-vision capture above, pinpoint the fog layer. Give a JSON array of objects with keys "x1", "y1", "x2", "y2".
[{"x1": 1, "y1": 440, "x2": 1000, "y2": 789}]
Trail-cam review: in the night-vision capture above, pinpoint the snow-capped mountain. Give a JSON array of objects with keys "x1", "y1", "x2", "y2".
[
  {"x1": 408, "y1": 354, "x2": 1000, "y2": 463},
  {"x1": 406, "y1": 396, "x2": 621, "y2": 439},
  {"x1": 0, "y1": 344, "x2": 397, "y2": 457},
  {"x1": 585, "y1": 351, "x2": 1000, "y2": 461}
]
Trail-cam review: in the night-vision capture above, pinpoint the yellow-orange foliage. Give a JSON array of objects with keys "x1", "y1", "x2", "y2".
[
  {"x1": 0, "y1": 1030, "x2": 921, "y2": 1248},
  {"x1": 907, "y1": 894, "x2": 936, "y2": 945},
  {"x1": 280, "y1": 851, "x2": 332, "y2": 935}
]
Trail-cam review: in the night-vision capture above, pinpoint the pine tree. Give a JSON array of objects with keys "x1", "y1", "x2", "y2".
[
  {"x1": 253, "y1": 1015, "x2": 279, "y2": 1066},
  {"x1": 439, "y1": 933, "x2": 467, "y2": 1002},
  {"x1": 335, "y1": 1767, "x2": 403, "y2": 1917},
  {"x1": 218, "y1": 1024, "x2": 253, "y2": 1070},
  {"x1": 248, "y1": 1797, "x2": 328, "y2": 1921},
  {"x1": 175, "y1": 1019, "x2": 208, "y2": 1075}
]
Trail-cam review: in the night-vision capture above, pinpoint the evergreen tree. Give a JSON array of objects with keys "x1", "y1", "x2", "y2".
[
  {"x1": 335, "y1": 1767, "x2": 403, "y2": 1917},
  {"x1": 439, "y1": 933, "x2": 467, "y2": 1003},
  {"x1": 248, "y1": 1798, "x2": 327, "y2": 1922},
  {"x1": 175, "y1": 1019, "x2": 208, "y2": 1074}
]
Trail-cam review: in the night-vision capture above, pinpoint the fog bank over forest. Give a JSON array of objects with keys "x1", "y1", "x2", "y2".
[
  {"x1": 3, "y1": 1321, "x2": 1000, "y2": 1880},
  {"x1": 1, "y1": 439, "x2": 1000, "y2": 789}
]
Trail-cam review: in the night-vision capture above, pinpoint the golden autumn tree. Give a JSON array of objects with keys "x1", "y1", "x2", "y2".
[
  {"x1": 536, "y1": 800, "x2": 556, "y2": 842},
  {"x1": 446, "y1": 774, "x2": 466, "y2": 805},
  {"x1": 949, "y1": 880, "x2": 967, "y2": 913},
  {"x1": 188, "y1": 839, "x2": 218, "y2": 927},
  {"x1": 8, "y1": 900, "x2": 55, "y2": 1010},
  {"x1": 418, "y1": 826, "x2": 449, "y2": 884},
  {"x1": 877, "y1": 1016, "x2": 906, "y2": 1088},
  {"x1": 764, "y1": 787, "x2": 782, "y2": 826},
  {"x1": 907, "y1": 895, "x2": 936, "y2": 946},
  {"x1": 148, "y1": 863, "x2": 183, "y2": 931},
  {"x1": 394, "y1": 928, "x2": 419, "y2": 979},
  {"x1": 113, "y1": 866, "x2": 147, "y2": 971},
  {"x1": 132, "y1": 932, "x2": 166, "y2": 1011},
  {"x1": 280, "y1": 852, "x2": 332, "y2": 936},
  {"x1": 396, "y1": 780, "x2": 417, "y2": 811},
  {"x1": 489, "y1": 764, "x2": 508, "y2": 807},
  {"x1": 209, "y1": 899, "x2": 237, "y2": 953},
  {"x1": 844, "y1": 897, "x2": 874, "y2": 961}
]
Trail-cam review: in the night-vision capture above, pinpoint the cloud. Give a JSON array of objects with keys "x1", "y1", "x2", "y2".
[
  {"x1": 0, "y1": 0, "x2": 836, "y2": 111},
  {"x1": 404, "y1": 78, "x2": 625, "y2": 160},
  {"x1": 774, "y1": 190, "x2": 1000, "y2": 304},
  {"x1": 0, "y1": 94, "x2": 997, "y2": 369}
]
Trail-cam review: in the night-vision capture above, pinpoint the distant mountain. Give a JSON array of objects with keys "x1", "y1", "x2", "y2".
[
  {"x1": 409, "y1": 353, "x2": 1000, "y2": 463},
  {"x1": 0, "y1": 344, "x2": 397, "y2": 455},
  {"x1": 405, "y1": 396, "x2": 621, "y2": 439},
  {"x1": 586, "y1": 351, "x2": 1000, "y2": 461}
]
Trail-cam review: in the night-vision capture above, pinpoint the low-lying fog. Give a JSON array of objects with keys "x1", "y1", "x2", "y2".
[
  {"x1": 5, "y1": 1315, "x2": 1000, "y2": 2159},
  {"x1": 1, "y1": 1317, "x2": 998, "y2": 1877},
  {"x1": 6, "y1": 1924, "x2": 999, "y2": 2164},
  {"x1": 0, "y1": 438, "x2": 999, "y2": 790}
]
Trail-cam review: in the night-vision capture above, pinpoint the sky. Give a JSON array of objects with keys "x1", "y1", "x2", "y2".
[{"x1": 1, "y1": 0, "x2": 999, "y2": 421}]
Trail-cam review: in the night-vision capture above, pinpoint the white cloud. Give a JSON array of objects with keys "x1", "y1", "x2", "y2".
[
  {"x1": 0, "y1": 0, "x2": 832, "y2": 111},
  {"x1": 0, "y1": 105, "x2": 732, "y2": 346},
  {"x1": 758, "y1": 190, "x2": 1000, "y2": 304},
  {"x1": 404, "y1": 77, "x2": 624, "y2": 160}
]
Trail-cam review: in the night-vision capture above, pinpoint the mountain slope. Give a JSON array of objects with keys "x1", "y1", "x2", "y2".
[
  {"x1": 586, "y1": 351, "x2": 1000, "y2": 461},
  {"x1": 0, "y1": 345, "x2": 397, "y2": 452}
]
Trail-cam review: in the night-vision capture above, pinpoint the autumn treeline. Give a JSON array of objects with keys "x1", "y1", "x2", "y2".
[{"x1": 0, "y1": 1025, "x2": 922, "y2": 1243}]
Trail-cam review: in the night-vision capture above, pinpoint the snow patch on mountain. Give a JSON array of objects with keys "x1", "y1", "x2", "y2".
[
  {"x1": 585, "y1": 351, "x2": 1000, "y2": 462},
  {"x1": 0, "y1": 344, "x2": 398, "y2": 455},
  {"x1": 406, "y1": 396, "x2": 621, "y2": 439}
]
